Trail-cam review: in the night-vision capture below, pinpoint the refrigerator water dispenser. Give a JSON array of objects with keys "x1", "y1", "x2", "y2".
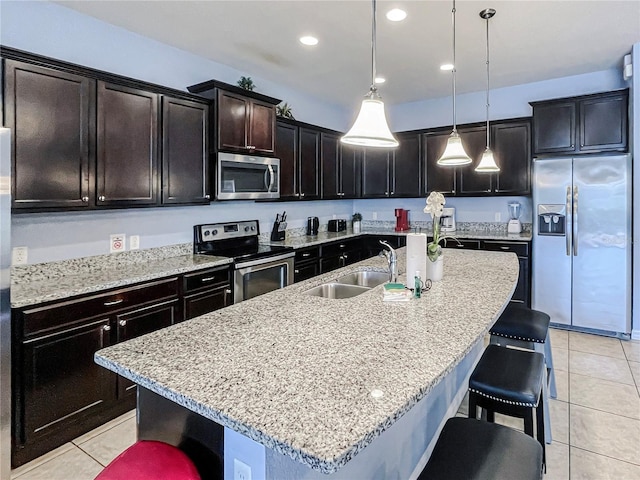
[{"x1": 537, "y1": 204, "x2": 565, "y2": 235}]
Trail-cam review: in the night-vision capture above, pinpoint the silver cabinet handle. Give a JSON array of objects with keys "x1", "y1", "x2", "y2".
[
  {"x1": 302, "y1": 253, "x2": 311, "y2": 257},
  {"x1": 300, "y1": 193, "x2": 305, "y2": 197},
  {"x1": 205, "y1": 194, "x2": 210, "y2": 199},
  {"x1": 224, "y1": 288, "x2": 232, "y2": 294},
  {"x1": 573, "y1": 185, "x2": 578, "y2": 256},
  {"x1": 385, "y1": 191, "x2": 389, "y2": 195},
  {"x1": 119, "y1": 320, "x2": 127, "y2": 327},
  {"x1": 294, "y1": 269, "x2": 300, "y2": 274},
  {"x1": 500, "y1": 246, "x2": 509, "y2": 250},
  {"x1": 200, "y1": 277, "x2": 216, "y2": 283},
  {"x1": 104, "y1": 299, "x2": 124, "y2": 306},
  {"x1": 296, "y1": 193, "x2": 301, "y2": 197},
  {"x1": 391, "y1": 191, "x2": 395, "y2": 195},
  {"x1": 98, "y1": 195, "x2": 106, "y2": 201},
  {"x1": 103, "y1": 325, "x2": 111, "y2": 331},
  {"x1": 566, "y1": 186, "x2": 572, "y2": 256},
  {"x1": 82, "y1": 196, "x2": 89, "y2": 202}
]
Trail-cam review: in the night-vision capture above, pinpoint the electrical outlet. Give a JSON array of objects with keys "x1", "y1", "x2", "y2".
[
  {"x1": 495, "y1": 212, "x2": 501, "y2": 222},
  {"x1": 110, "y1": 234, "x2": 126, "y2": 253},
  {"x1": 129, "y1": 235, "x2": 140, "y2": 250},
  {"x1": 12, "y1": 246, "x2": 28, "y2": 265},
  {"x1": 332, "y1": 214, "x2": 337, "y2": 219},
  {"x1": 233, "y1": 459, "x2": 252, "y2": 480},
  {"x1": 372, "y1": 211, "x2": 377, "y2": 220}
]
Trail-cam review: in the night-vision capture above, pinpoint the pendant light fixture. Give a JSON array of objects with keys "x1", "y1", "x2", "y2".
[
  {"x1": 475, "y1": 8, "x2": 500, "y2": 172},
  {"x1": 341, "y1": 0, "x2": 398, "y2": 148},
  {"x1": 437, "y1": 0, "x2": 472, "y2": 166}
]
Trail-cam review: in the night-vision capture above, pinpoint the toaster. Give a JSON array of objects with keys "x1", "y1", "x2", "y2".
[{"x1": 328, "y1": 219, "x2": 347, "y2": 232}]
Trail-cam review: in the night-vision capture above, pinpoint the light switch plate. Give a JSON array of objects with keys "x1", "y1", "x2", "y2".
[
  {"x1": 110, "y1": 234, "x2": 126, "y2": 253},
  {"x1": 495, "y1": 212, "x2": 501, "y2": 222},
  {"x1": 372, "y1": 212, "x2": 378, "y2": 220},
  {"x1": 129, "y1": 235, "x2": 140, "y2": 250},
  {"x1": 12, "y1": 246, "x2": 28, "y2": 265}
]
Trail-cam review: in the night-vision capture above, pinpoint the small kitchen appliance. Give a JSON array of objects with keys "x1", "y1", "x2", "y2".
[
  {"x1": 440, "y1": 207, "x2": 456, "y2": 233},
  {"x1": 395, "y1": 209, "x2": 410, "y2": 232},
  {"x1": 270, "y1": 211, "x2": 287, "y2": 241},
  {"x1": 194, "y1": 220, "x2": 294, "y2": 304},
  {"x1": 306, "y1": 217, "x2": 319, "y2": 236},
  {"x1": 328, "y1": 219, "x2": 347, "y2": 232},
  {"x1": 507, "y1": 202, "x2": 522, "y2": 234}
]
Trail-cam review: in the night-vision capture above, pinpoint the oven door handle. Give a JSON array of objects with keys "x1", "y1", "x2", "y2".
[{"x1": 234, "y1": 252, "x2": 295, "y2": 269}]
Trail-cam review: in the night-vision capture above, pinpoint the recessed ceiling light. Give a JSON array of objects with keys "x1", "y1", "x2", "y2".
[
  {"x1": 386, "y1": 8, "x2": 407, "y2": 22},
  {"x1": 374, "y1": 77, "x2": 386, "y2": 84},
  {"x1": 440, "y1": 63, "x2": 454, "y2": 71},
  {"x1": 299, "y1": 36, "x2": 319, "y2": 46}
]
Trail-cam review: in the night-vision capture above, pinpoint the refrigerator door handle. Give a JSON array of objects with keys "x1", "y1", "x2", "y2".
[
  {"x1": 566, "y1": 186, "x2": 572, "y2": 256},
  {"x1": 573, "y1": 185, "x2": 578, "y2": 256}
]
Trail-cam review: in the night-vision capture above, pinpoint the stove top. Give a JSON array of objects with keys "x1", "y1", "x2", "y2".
[{"x1": 194, "y1": 220, "x2": 292, "y2": 262}]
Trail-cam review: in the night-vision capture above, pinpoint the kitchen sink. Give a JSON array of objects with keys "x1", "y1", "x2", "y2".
[
  {"x1": 304, "y1": 283, "x2": 371, "y2": 299},
  {"x1": 335, "y1": 271, "x2": 389, "y2": 288}
]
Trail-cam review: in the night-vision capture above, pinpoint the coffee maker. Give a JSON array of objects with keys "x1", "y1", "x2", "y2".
[
  {"x1": 440, "y1": 207, "x2": 456, "y2": 233},
  {"x1": 395, "y1": 209, "x2": 410, "y2": 232}
]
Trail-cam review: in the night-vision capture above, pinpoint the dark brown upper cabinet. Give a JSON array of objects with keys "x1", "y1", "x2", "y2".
[
  {"x1": 492, "y1": 120, "x2": 531, "y2": 194},
  {"x1": 391, "y1": 132, "x2": 422, "y2": 197},
  {"x1": 5, "y1": 60, "x2": 93, "y2": 210},
  {"x1": 361, "y1": 148, "x2": 391, "y2": 198},
  {"x1": 298, "y1": 127, "x2": 321, "y2": 199},
  {"x1": 275, "y1": 121, "x2": 298, "y2": 199},
  {"x1": 161, "y1": 97, "x2": 210, "y2": 204},
  {"x1": 97, "y1": 82, "x2": 159, "y2": 206},
  {"x1": 186, "y1": 79, "x2": 281, "y2": 157},
  {"x1": 339, "y1": 144, "x2": 361, "y2": 199},
  {"x1": 531, "y1": 90, "x2": 628, "y2": 155},
  {"x1": 457, "y1": 127, "x2": 492, "y2": 195},
  {"x1": 322, "y1": 134, "x2": 361, "y2": 199}
]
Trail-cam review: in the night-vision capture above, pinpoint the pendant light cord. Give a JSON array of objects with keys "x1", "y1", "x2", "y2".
[
  {"x1": 451, "y1": 0, "x2": 457, "y2": 132},
  {"x1": 485, "y1": 13, "x2": 490, "y2": 149},
  {"x1": 371, "y1": 0, "x2": 377, "y2": 91}
]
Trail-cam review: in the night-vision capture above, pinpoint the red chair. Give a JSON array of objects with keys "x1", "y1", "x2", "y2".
[{"x1": 96, "y1": 440, "x2": 201, "y2": 480}]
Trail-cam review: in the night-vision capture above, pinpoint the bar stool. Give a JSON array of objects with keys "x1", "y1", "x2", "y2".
[
  {"x1": 489, "y1": 303, "x2": 556, "y2": 443},
  {"x1": 95, "y1": 441, "x2": 201, "y2": 480},
  {"x1": 418, "y1": 417, "x2": 543, "y2": 480},
  {"x1": 468, "y1": 344, "x2": 546, "y2": 466}
]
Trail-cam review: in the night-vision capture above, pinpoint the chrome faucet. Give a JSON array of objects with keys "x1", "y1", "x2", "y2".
[{"x1": 379, "y1": 240, "x2": 398, "y2": 283}]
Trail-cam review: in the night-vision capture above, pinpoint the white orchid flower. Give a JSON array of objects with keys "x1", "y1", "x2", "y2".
[{"x1": 424, "y1": 191, "x2": 446, "y2": 220}]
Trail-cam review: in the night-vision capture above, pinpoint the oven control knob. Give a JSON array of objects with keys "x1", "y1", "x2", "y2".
[
  {"x1": 204, "y1": 230, "x2": 210, "y2": 236},
  {"x1": 212, "y1": 229, "x2": 218, "y2": 235},
  {"x1": 244, "y1": 226, "x2": 250, "y2": 232},
  {"x1": 251, "y1": 226, "x2": 255, "y2": 231}
]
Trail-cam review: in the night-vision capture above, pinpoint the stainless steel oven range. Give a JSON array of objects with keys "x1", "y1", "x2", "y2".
[{"x1": 193, "y1": 220, "x2": 294, "y2": 304}]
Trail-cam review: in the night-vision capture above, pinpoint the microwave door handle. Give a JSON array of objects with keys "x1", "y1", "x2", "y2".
[
  {"x1": 267, "y1": 165, "x2": 275, "y2": 192},
  {"x1": 264, "y1": 167, "x2": 270, "y2": 191}
]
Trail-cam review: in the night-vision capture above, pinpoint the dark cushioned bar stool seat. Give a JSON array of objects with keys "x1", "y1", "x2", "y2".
[
  {"x1": 418, "y1": 417, "x2": 543, "y2": 480},
  {"x1": 489, "y1": 303, "x2": 556, "y2": 443},
  {"x1": 468, "y1": 344, "x2": 546, "y2": 466},
  {"x1": 95, "y1": 440, "x2": 201, "y2": 480}
]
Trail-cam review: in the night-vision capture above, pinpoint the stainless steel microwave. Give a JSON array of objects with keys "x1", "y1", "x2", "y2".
[{"x1": 217, "y1": 153, "x2": 280, "y2": 200}]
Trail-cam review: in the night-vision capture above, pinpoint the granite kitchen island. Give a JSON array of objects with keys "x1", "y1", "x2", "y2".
[{"x1": 95, "y1": 248, "x2": 519, "y2": 479}]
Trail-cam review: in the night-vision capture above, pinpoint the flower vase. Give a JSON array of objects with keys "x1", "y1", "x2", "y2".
[
  {"x1": 425, "y1": 255, "x2": 444, "y2": 282},
  {"x1": 353, "y1": 221, "x2": 361, "y2": 233}
]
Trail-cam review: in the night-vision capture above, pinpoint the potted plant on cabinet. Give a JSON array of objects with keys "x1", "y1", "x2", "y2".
[{"x1": 352, "y1": 213, "x2": 362, "y2": 233}]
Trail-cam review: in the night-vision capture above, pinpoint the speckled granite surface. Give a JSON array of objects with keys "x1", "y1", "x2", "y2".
[
  {"x1": 11, "y1": 254, "x2": 232, "y2": 309},
  {"x1": 95, "y1": 248, "x2": 519, "y2": 474}
]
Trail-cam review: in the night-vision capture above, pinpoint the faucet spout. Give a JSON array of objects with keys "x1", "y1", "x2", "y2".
[{"x1": 379, "y1": 240, "x2": 398, "y2": 283}]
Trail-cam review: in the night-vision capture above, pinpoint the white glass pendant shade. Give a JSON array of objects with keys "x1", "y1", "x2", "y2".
[
  {"x1": 475, "y1": 147, "x2": 500, "y2": 172},
  {"x1": 341, "y1": 93, "x2": 399, "y2": 148},
  {"x1": 437, "y1": 131, "x2": 472, "y2": 165}
]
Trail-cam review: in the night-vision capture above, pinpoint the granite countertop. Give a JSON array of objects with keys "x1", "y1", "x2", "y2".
[
  {"x1": 95, "y1": 248, "x2": 519, "y2": 474},
  {"x1": 11, "y1": 254, "x2": 232, "y2": 309},
  {"x1": 266, "y1": 227, "x2": 532, "y2": 249}
]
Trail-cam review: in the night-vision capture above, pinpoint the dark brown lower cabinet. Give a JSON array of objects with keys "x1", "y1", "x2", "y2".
[
  {"x1": 481, "y1": 240, "x2": 531, "y2": 306},
  {"x1": 182, "y1": 266, "x2": 232, "y2": 321},
  {"x1": 294, "y1": 247, "x2": 320, "y2": 283}
]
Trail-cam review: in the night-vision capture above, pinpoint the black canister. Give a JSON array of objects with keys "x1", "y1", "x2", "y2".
[{"x1": 306, "y1": 216, "x2": 319, "y2": 236}]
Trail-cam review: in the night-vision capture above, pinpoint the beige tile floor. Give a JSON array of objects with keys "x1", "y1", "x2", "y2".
[{"x1": 10, "y1": 329, "x2": 640, "y2": 480}]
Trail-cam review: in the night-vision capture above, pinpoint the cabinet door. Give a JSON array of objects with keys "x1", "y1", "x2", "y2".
[
  {"x1": 425, "y1": 131, "x2": 456, "y2": 195},
  {"x1": 294, "y1": 261, "x2": 320, "y2": 283},
  {"x1": 5, "y1": 60, "x2": 92, "y2": 210},
  {"x1": 115, "y1": 300, "x2": 177, "y2": 398},
  {"x1": 20, "y1": 318, "x2": 114, "y2": 443},
  {"x1": 275, "y1": 121, "x2": 298, "y2": 199},
  {"x1": 391, "y1": 133, "x2": 421, "y2": 197},
  {"x1": 579, "y1": 93, "x2": 627, "y2": 152},
  {"x1": 97, "y1": 82, "x2": 159, "y2": 206},
  {"x1": 361, "y1": 148, "x2": 390, "y2": 198},
  {"x1": 321, "y1": 132, "x2": 340, "y2": 199},
  {"x1": 183, "y1": 287, "x2": 231, "y2": 321},
  {"x1": 457, "y1": 127, "x2": 491, "y2": 195},
  {"x1": 162, "y1": 97, "x2": 209, "y2": 204},
  {"x1": 493, "y1": 121, "x2": 531, "y2": 194},
  {"x1": 249, "y1": 100, "x2": 276, "y2": 155},
  {"x1": 298, "y1": 127, "x2": 320, "y2": 199},
  {"x1": 532, "y1": 101, "x2": 576, "y2": 154},
  {"x1": 217, "y1": 91, "x2": 249, "y2": 152},
  {"x1": 340, "y1": 144, "x2": 361, "y2": 198}
]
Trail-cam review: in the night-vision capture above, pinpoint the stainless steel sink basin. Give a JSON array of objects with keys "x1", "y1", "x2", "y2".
[
  {"x1": 335, "y1": 271, "x2": 389, "y2": 288},
  {"x1": 304, "y1": 283, "x2": 371, "y2": 299}
]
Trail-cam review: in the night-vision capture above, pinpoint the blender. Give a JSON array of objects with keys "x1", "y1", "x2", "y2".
[{"x1": 507, "y1": 202, "x2": 522, "y2": 234}]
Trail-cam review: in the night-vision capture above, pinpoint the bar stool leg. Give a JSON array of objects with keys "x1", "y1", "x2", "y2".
[
  {"x1": 537, "y1": 391, "x2": 546, "y2": 471},
  {"x1": 534, "y1": 342, "x2": 553, "y2": 444},
  {"x1": 468, "y1": 391, "x2": 478, "y2": 420},
  {"x1": 545, "y1": 332, "x2": 557, "y2": 398}
]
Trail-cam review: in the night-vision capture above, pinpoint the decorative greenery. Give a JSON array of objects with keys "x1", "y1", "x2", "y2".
[
  {"x1": 352, "y1": 212, "x2": 363, "y2": 222},
  {"x1": 424, "y1": 191, "x2": 458, "y2": 261},
  {"x1": 276, "y1": 102, "x2": 295, "y2": 119},
  {"x1": 237, "y1": 76, "x2": 255, "y2": 91}
]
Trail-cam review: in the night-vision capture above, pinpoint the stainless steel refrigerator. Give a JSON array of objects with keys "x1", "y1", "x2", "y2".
[
  {"x1": 0, "y1": 127, "x2": 11, "y2": 478},
  {"x1": 532, "y1": 155, "x2": 632, "y2": 335}
]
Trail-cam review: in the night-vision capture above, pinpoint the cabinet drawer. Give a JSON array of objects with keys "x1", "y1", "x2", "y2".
[
  {"x1": 444, "y1": 239, "x2": 480, "y2": 250},
  {"x1": 183, "y1": 267, "x2": 230, "y2": 293},
  {"x1": 295, "y1": 246, "x2": 320, "y2": 262},
  {"x1": 322, "y1": 240, "x2": 359, "y2": 257},
  {"x1": 21, "y1": 278, "x2": 179, "y2": 337},
  {"x1": 481, "y1": 241, "x2": 529, "y2": 257},
  {"x1": 183, "y1": 287, "x2": 231, "y2": 320}
]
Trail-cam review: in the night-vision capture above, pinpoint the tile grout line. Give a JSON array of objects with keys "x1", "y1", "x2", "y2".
[
  {"x1": 570, "y1": 444, "x2": 640, "y2": 468},
  {"x1": 74, "y1": 443, "x2": 109, "y2": 469}
]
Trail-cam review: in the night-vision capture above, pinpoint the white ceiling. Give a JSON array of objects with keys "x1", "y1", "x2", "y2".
[{"x1": 55, "y1": 0, "x2": 640, "y2": 108}]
